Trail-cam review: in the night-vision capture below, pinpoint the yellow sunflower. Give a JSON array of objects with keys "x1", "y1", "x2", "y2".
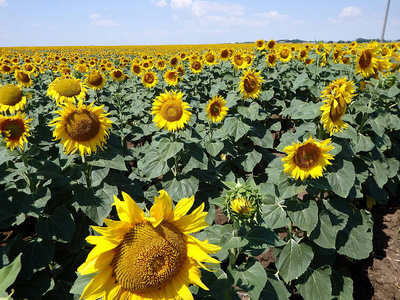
[
  {"x1": 77, "y1": 189, "x2": 221, "y2": 300},
  {"x1": 14, "y1": 70, "x2": 33, "y2": 87},
  {"x1": 0, "y1": 84, "x2": 27, "y2": 114},
  {"x1": 47, "y1": 77, "x2": 88, "y2": 105},
  {"x1": 266, "y1": 53, "x2": 278, "y2": 67},
  {"x1": 231, "y1": 53, "x2": 248, "y2": 70},
  {"x1": 141, "y1": 71, "x2": 158, "y2": 89},
  {"x1": 205, "y1": 95, "x2": 228, "y2": 123},
  {"x1": 156, "y1": 59, "x2": 167, "y2": 70},
  {"x1": 85, "y1": 70, "x2": 106, "y2": 90},
  {"x1": 0, "y1": 112, "x2": 32, "y2": 151},
  {"x1": 355, "y1": 46, "x2": 379, "y2": 77},
  {"x1": 203, "y1": 51, "x2": 218, "y2": 66},
  {"x1": 151, "y1": 90, "x2": 192, "y2": 132},
  {"x1": 282, "y1": 136, "x2": 335, "y2": 181},
  {"x1": 321, "y1": 77, "x2": 357, "y2": 106},
  {"x1": 49, "y1": 100, "x2": 112, "y2": 157},
  {"x1": 278, "y1": 46, "x2": 292, "y2": 63},
  {"x1": 189, "y1": 60, "x2": 203, "y2": 74},
  {"x1": 255, "y1": 39, "x2": 265, "y2": 50},
  {"x1": 110, "y1": 69, "x2": 127, "y2": 82},
  {"x1": 320, "y1": 98, "x2": 348, "y2": 136},
  {"x1": 266, "y1": 39, "x2": 276, "y2": 51},
  {"x1": 238, "y1": 69, "x2": 264, "y2": 99},
  {"x1": 164, "y1": 70, "x2": 180, "y2": 86}
]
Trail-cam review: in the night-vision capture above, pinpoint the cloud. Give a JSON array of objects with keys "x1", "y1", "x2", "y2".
[
  {"x1": 151, "y1": 0, "x2": 168, "y2": 7},
  {"x1": 253, "y1": 11, "x2": 288, "y2": 21},
  {"x1": 0, "y1": 0, "x2": 8, "y2": 7},
  {"x1": 191, "y1": 1, "x2": 244, "y2": 17},
  {"x1": 91, "y1": 19, "x2": 121, "y2": 26},
  {"x1": 171, "y1": 0, "x2": 192, "y2": 9},
  {"x1": 340, "y1": 7, "x2": 362, "y2": 18},
  {"x1": 90, "y1": 13, "x2": 100, "y2": 19}
]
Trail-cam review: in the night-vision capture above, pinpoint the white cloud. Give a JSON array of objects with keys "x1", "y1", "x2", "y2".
[
  {"x1": 151, "y1": 0, "x2": 168, "y2": 7},
  {"x1": 0, "y1": 0, "x2": 8, "y2": 7},
  {"x1": 253, "y1": 11, "x2": 288, "y2": 21},
  {"x1": 90, "y1": 13, "x2": 100, "y2": 19},
  {"x1": 92, "y1": 19, "x2": 121, "y2": 26},
  {"x1": 171, "y1": 0, "x2": 192, "y2": 9},
  {"x1": 340, "y1": 7, "x2": 362, "y2": 18},
  {"x1": 191, "y1": 1, "x2": 244, "y2": 17}
]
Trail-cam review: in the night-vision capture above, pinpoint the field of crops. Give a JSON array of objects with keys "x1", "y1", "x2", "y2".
[{"x1": 0, "y1": 39, "x2": 399, "y2": 299}]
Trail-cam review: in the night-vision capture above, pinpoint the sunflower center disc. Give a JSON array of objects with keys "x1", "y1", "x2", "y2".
[
  {"x1": 113, "y1": 70, "x2": 122, "y2": 78},
  {"x1": 16, "y1": 71, "x2": 30, "y2": 83},
  {"x1": 210, "y1": 103, "x2": 221, "y2": 116},
  {"x1": 294, "y1": 143, "x2": 320, "y2": 168},
  {"x1": 112, "y1": 221, "x2": 187, "y2": 292},
  {"x1": 359, "y1": 50, "x2": 372, "y2": 68},
  {"x1": 244, "y1": 77, "x2": 257, "y2": 93},
  {"x1": 1, "y1": 120, "x2": 24, "y2": 140},
  {"x1": 88, "y1": 73, "x2": 103, "y2": 86},
  {"x1": 0, "y1": 85, "x2": 23, "y2": 106},
  {"x1": 65, "y1": 110, "x2": 100, "y2": 141},
  {"x1": 329, "y1": 100, "x2": 346, "y2": 122},
  {"x1": 144, "y1": 73, "x2": 154, "y2": 84},
  {"x1": 54, "y1": 79, "x2": 82, "y2": 97},
  {"x1": 161, "y1": 100, "x2": 183, "y2": 122}
]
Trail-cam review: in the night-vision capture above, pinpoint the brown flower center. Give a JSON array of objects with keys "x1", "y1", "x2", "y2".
[
  {"x1": 160, "y1": 100, "x2": 183, "y2": 122},
  {"x1": 144, "y1": 73, "x2": 154, "y2": 84},
  {"x1": 65, "y1": 110, "x2": 100, "y2": 141},
  {"x1": 359, "y1": 50, "x2": 372, "y2": 69},
  {"x1": 0, "y1": 85, "x2": 23, "y2": 106},
  {"x1": 16, "y1": 71, "x2": 31, "y2": 83},
  {"x1": 113, "y1": 70, "x2": 122, "y2": 78},
  {"x1": 112, "y1": 221, "x2": 187, "y2": 292},
  {"x1": 53, "y1": 79, "x2": 82, "y2": 97},
  {"x1": 210, "y1": 102, "x2": 221, "y2": 116},
  {"x1": 1, "y1": 119, "x2": 25, "y2": 140},
  {"x1": 294, "y1": 143, "x2": 320, "y2": 168},
  {"x1": 87, "y1": 73, "x2": 103, "y2": 86},
  {"x1": 243, "y1": 75, "x2": 257, "y2": 93}
]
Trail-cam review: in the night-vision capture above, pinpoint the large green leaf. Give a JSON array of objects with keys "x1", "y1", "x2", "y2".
[
  {"x1": 20, "y1": 240, "x2": 55, "y2": 280},
  {"x1": 281, "y1": 99, "x2": 321, "y2": 120},
  {"x1": 260, "y1": 272, "x2": 291, "y2": 300},
  {"x1": 262, "y1": 198, "x2": 289, "y2": 229},
  {"x1": 331, "y1": 269, "x2": 354, "y2": 300},
  {"x1": 158, "y1": 137, "x2": 184, "y2": 161},
  {"x1": 35, "y1": 206, "x2": 75, "y2": 242},
  {"x1": 163, "y1": 175, "x2": 199, "y2": 200},
  {"x1": 241, "y1": 149, "x2": 262, "y2": 172},
  {"x1": 275, "y1": 239, "x2": 313, "y2": 282},
  {"x1": 286, "y1": 199, "x2": 318, "y2": 234},
  {"x1": 205, "y1": 140, "x2": 224, "y2": 157},
  {"x1": 326, "y1": 159, "x2": 355, "y2": 198},
  {"x1": 224, "y1": 116, "x2": 251, "y2": 142},
  {"x1": 295, "y1": 266, "x2": 332, "y2": 300},
  {"x1": 0, "y1": 253, "x2": 22, "y2": 295},
  {"x1": 137, "y1": 148, "x2": 171, "y2": 178}
]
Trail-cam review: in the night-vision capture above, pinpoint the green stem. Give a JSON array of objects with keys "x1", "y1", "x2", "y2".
[
  {"x1": 358, "y1": 81, "x2": 378, "y2": 133},
  {"x1": 224, "y1": 219, "x2": 241, "y2": 300},
  {"x1": 19, "y1": 148, "x2": 36, "y2": 192},
  {"x1": 85, "y1": 163, "x2": 93, "y2": 188}
]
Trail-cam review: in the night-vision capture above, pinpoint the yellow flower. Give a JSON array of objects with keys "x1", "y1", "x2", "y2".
[
  {"x1": 282, "y1": 136, "x2": 335, "y2": 180},
  {"x1": 0, "y1": 84, "x2": 27, "y2": 114},
  {"x1": 85, "y1": 70, "x2": 106, "y2": 90},
  {"x1": 230, "y1": 196, "x2": 256, "y2": 218},
  {"x1": 266, "y1": 53, "x2": 278, "y2": 67},
  {"x1": 238, "y1": 69, "x2": 263, "y2": 99},
  {"x1": 151, "y1": 90, "x2": 192, "y2": 132},
  {"x1": 255, "y1": 39, "x2": 265, "y2": 50},
  {"x1": 49, "y1": 100, "x2": 112, "y2": 157},
  {"x1": 205, "y1": 95, "x2": 228, "y2": 123},
  {"x1": 110, "y1": 69, "x2": 127, "y2": 82},
  {"x1": 141, "y1": 71, "x2": 158, "y2": 89},
  {"x1": 78, "y1": 190, "x2": 221, "y2": 300},
  {"x1": 164, "y1": 69, "x2": 180, "y2": 86},
  {"x1": 278, "y1": 46, "x2": 292, "y2": 62},
  {"x1": 0, "y1": 112, "x2": 32, "y2": 151},
  {"x1": 189, "y1": 59, "x2": 203, "y2": 74},
  {"x1": 14, "y1": 70, "x2": 33, "y2": 88},
  {"x1": 47, "y1": 77, "x2": 88, "y2": 105},
  {"x1": 320, "y1": 99, "x2": 348, "y2": 136},
  {"x1": 131, "y1": 63, "x2": 143, "y2": 76},
  {"x1": 355, "y1": 46, "x2": 379, "y2": 77}
]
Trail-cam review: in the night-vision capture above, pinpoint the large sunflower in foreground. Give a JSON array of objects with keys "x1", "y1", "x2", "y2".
[
  {"x1": 282, "y1": 136, "x2": 335, "y2": 181},
  {"x1": 238, "y1": 69, "x2": 264, "y2": 99},
  {"x1": 0, "y1": 112, "x2": 32, "y2": 151},
  {"x1": 49, "y1": 100, "x2": 112, "y2": 156},
  {"x1": 205, "y1": 95, "x2": 228, "y2": 123},
  {"x1": 78, "y1": 189, "x2": 221, "y2": 300},
  {"x1": 0, "y1": 84, "x2": 27, "y2": 114},
  {"x1": 47, "y1": 77, "x2": 88, "y2": 105},
  {"x1": 151, "y1": 90, "x2": 192, "y2": 132}
]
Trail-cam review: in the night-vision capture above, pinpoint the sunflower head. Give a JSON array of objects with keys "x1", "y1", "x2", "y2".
[
  {"x1": 77, "y1": 189, "x2": 221, "y2": 300},
  {"x1": 0, "y1": 84, "x2": 27, "y2": 114},
  {"x1": 47, "y1": 77, "x2": 88, "y2": 105},
  {"x1": 238, "y1": 69, "x2": 264, "y2": 99},
  {"x1": 110, "y1": 69, "x2": 127, "y2": 82},
  {"x1": 0, "y1": 112, "x2": 32, "y2": 151},
  {"x1": 190, "y1": 60, "x2": 203, "y2": 74},
  {"x1": 282, "y1": 136, "x2": 335, "y2": 180},
  {"x1": 15, "y1": 70, "x2": 33, "y2": 87},
  {"x1": 49, "y1": 100, "x2": 113, "y2": 157},
  {"x1": 206, "y1": 95, "x2": 228, "y2": 123},
  {"x1": 85, "y1": 70, "x2": 106, "y2": 90},
  {"x1": 141, "y1": 71, "x2": 158, "y2": 89},
  {"x1": 151, "y1": 90, "x2": 192, "y2": 132},
  {"x1": 164, "y1": 69, "x2": 180, "y2": 86}
]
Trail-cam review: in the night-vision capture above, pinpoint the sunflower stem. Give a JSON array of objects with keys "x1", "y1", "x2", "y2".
[
  {"x1": 18, "y1": 147, "x2": 36, "y2": 193},
  {"x1": 358, "y1": 80, "x2": 378, "y2": 133}
]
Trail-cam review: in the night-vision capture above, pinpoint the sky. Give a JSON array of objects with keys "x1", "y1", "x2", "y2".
[{"x1": 0, "y1": 0, "x2": 399, "y2": 47}]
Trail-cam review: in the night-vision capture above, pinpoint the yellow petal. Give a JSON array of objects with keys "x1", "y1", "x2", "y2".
[
  {"x1": 173, "y1": 196, "x2": 195, "y2": 221},
  {"x1": 149, "y1": 189, "x2": 173, "y2": 226}
]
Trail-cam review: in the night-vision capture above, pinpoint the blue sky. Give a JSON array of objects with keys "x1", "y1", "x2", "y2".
[{"x1": 0, "y1": 0, "x2": 399, "y2": 47}]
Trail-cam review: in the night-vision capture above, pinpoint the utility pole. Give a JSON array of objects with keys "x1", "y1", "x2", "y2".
[{"x1": 381, "y1": 0, "x2": 391, "y2": 42}]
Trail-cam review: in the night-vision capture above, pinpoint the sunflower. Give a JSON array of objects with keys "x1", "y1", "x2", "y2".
[
  {"x1": 230, "y1": 196, "x2": 257, "y2": 220},
  {"x1": 78, "y1": 189, "x2": 221, "y2": 300},
  {"x1": 231, "y1": 53, "x2": 248, "y2": 70},
  {"x1": 278, "y1": 46, "x2": 292, "y2": 63},
  {"x1": 0, "y1": 84, "x2": 27, "y2": 114},
  {"x1": 266, "y1": 53, "x2": 278, "y2": 67},
  {"x1": 110, "y1": 69, "x2": 127, "y2": 82},
  {"x1": 282, "y1": 136, "x2": 335, "y2": 181},
  {"x1": 0, "y1": 112, "x2": 32, "y2": 151},
  {"x1": 0, "y1": 64, "x2": 13, "y2": 75},
  {"x1": 47, "y1": 77, "x2": 88, "y2": 105},
  {"x1": 142, "y1": 71, "x2": 158, "y2": 89},
  {"x1": 164, "y1": 69, "x2": 180, "y2": 86},
  {"x1": 151, "y1": 90, "x2": 192, "y2": 132},
  {"x1": 189, "y1": 60, "x2": 203, "y2": 74},
  {"x1": 204, "y1": 51, "x2": 218, "y2": 66},
  {"x1": 49, "y1": 100, "x2": 112, "y2": 157},
  {"x1": 321, "y1": 77, "x2": 357, "y2": 106},
  {"x1": 320, "y1": 98, "x2": 348, "y2": 136},
  {"x1": 355, "y1": 46, "x2": 379, "y2": 77},
  {"x1": 85, "y1": 70, "x2": 106, "y2": 90},
  {"x1": 219, "y1": 48, "x2": 231, "y2": 61},
  {"x1": 205, "y1": 95, "x2": 228, "y2": 123},
  {"x1": 238, "y1": 69, "x2": 264, "y2": 99},
  {"x1": 156, "y1": 59, "x2": 167, "y2": 70},
  {"x1": 14, "y1": 70, "x2": 33, "y2": 88},
  {"x1": 266, "y1": 39, "x2": 276, "y2": 51},
  {"x1": 131, "y1": 63, "x2": 143, "y2": 77},
  {"x1": 255, "y1": 39, "x2": 265, "y2": 50},
  {"x1": 169, "y1": 56, "x2": 179, "y2": 68}
]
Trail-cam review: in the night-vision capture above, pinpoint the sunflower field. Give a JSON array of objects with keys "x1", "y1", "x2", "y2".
[{"x1": 0, "y1": 39, "x2": 400, "y2": 300}]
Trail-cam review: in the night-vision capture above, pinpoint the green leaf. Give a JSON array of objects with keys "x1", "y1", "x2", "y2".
[
  {"x1": 286, "y1": 199, "x2": 318, "y2": 234},
  {"x1": 245, "y1": 226, "x2": 284, "y2": 255},
  {"x1": 64, "y1": 212, "x2": 92, "y2": 253},
  {"x1": 260, "y1": 272, "x2": 291, "y2": 300},
  {"x1": 238, "y1": 102, "x2": 263, "y2": 121},
  {"x1": 242, "y1": 149, "x2": 262, "y2": 172},
  {"x1": 331, "y1": 269, "x2": 353, "y2": 300},
  {"x1": 0, "y1": 197, "x2": 17, "y2": 228},
  {"x1": 370, "y1": 160, "x2": 388, "y2": 188},
  {"x1": 205, "y1": 140, "x2": 224, "y2": 156},
  {"x1": 352, "y1": 133, "x2": 375, "y2": 153},
  {"x1": 369, "y1": 117, "x2": 386, "y2": 137},
  {"x1": 35, "y1": 206, "x2": 75, "y2": 242},
  {"x1": 70, "y1": 273, "x2": 95, "y2": 296},
  {"x1": 228, "y1": 259, "x2": 267, "y2": 300},
  {"x1": 326, "y1": 159, "x2": 355, "y2": 198},
  {"x1": 275, "y1": 239, "x2": 313, "y2": 282},
  {"x1": 262, "y1": 198, "x2": 289, "y2": 229},
  {"x1": 0, "y1": 253, "x2": 22, "y2": 295},
  {"x1": 20, "y1": 240, "x2": 55, "y2": 280},
  {"x1": 163, "y1": 175, "x2": 199, "y2": 200},
  {"x1": 137, "y1": 148, "x2": 171, "y2": 178},
  {"x1": 224, "y1": 116, "x2": 251, "y2": 142},
  {"x1": 296, "y1": 266, "x2": 332, "y2": 300},
  {"x1": 158, "y1": 137, "x2": 184, "y2": 161},
  {"x1": 36, "y1": 160, "x2": 62, "y2": 180},
  {"x1": 292, "y1": 73, "x2": 314, "y2": 90},
  {"x1": 90, "y1": 167, "x2": 110, "y2": 187},
  {"x1": 281, "y1": 99, "x2": 321, "y2": 120}
]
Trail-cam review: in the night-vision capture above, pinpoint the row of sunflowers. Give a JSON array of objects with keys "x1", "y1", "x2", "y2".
[{"x1": 0, "y1": 39, "x2": 399, "y2": 299}]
